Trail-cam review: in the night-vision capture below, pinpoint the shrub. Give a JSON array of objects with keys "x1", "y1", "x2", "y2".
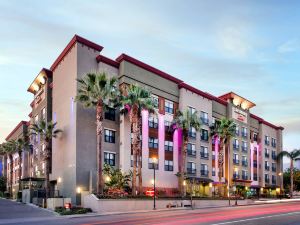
[{"x1": 55, "y1": 206, "x2": 92, "y2": 215}]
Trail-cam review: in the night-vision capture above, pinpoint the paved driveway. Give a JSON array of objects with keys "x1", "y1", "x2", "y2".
[{"x1": 0, "y1": 198, "x2": 55, "y2": 219}]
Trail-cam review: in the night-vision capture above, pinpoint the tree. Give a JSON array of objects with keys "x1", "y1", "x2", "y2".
[
  {"x1": 30, "y1": 120, "x2": 62, "y2": 199},
  {"x1": 0, "y1": 176, "x2": 6, "y2": 194},
  {"x1": 103, "y1": 164, "x2": 131, "y2": 190},
  {"x1": 76, "y1": 72, "x2": 118, "y2": 195},
  {"x1": 277, "y1": 149, "x2": 300, "y2": 197},
  {"x1": 210, "y1": 118, "x2": 236, "y2": 197},
  {"x1": 283, "y1": 168, "x2": 300, "y2": 193},
  {"x1": 16, "y1": 137, "x2": 29, "y2": 191},
  {"x1": 172, "y1": 109, "x2": 201, "y2": 196},
  {"x1": 120, "y1": 84, "x2": 154, "y2": 195}
]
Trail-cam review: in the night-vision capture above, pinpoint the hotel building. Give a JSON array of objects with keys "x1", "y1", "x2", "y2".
[{"x1": 3, "y1": 35, "x2": 283, "y2": 203}]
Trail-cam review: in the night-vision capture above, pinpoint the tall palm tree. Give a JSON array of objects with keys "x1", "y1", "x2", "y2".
[
  {"x1": 16, "y1": 137, "x2": 29, "y2": 191},
  {"x1": 30, "y1": 120, "x2": 62, "y2": 199},
  {"x1": 76, "y1": 72, "x2": 118, "y2": 195},
  {"x1": 172, "y1": 109, "x2": 201, "y2": 196},
  {"x1": 120, "y1": 84, "x2": 155, "y2": 195},
  {"x1": 277, "y1": 149, "x2": 300, "y2": 197},
  {"x1": 210, "y1": 118, "x2": 236, "y2": 196},
  {"x1": 3, "y1": 141, "x2": 17, "y2": 197}
]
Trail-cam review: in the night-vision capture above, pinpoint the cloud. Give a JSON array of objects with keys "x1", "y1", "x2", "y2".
[{"x1": 277, "y1": 39, "x2": 300, "y2": 53}]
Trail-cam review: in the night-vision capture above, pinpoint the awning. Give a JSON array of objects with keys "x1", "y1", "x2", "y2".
[
  {"x1": 20, "y1": 177, "x2": 45, "y2": 182},
  {"x1": 187, "y1": 177, "x2": 214, "y2": 184}
]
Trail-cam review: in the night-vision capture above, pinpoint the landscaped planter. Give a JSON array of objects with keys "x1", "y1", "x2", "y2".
[{"x1": 47, "y1": 198, "x2": 72, "y2": 210}]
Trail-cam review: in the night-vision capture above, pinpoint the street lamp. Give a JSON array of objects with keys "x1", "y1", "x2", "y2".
[
  {"x1": 278, "y1": 172, "x2": 283, "y2": 199},
  {"x1": 152, "y1": 157, "x2": 158, "y2": 210}
]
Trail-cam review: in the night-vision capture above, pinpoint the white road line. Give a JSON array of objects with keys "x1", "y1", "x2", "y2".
[{"x1": 210, "y1": 211, "x2": 300, "y2": 225}]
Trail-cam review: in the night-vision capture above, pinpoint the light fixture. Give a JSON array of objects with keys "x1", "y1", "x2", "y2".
[
  {"x1": 276, "y1": 188, "x2": 280, "y2": 193},
  {"x1": 278, "y1": 172, "x2": 282, "y2": 176},
  {"x1": 105, "y1": 176, "x2": 111, "y2": 182},
  {"x1": 152, "y1": 157, "x2": 158, "y2": 164},
  {"x1": 76, "y1": 187, "x2": 81, "y2": 194},
  {"x1": 245, "y1": 187, "x2": 248, "y2": 190},
  {"x1": 39, "y1": 76, "x2": 46, "y2": 85},
  {"x1": 151, "y1": 179, "x2": 154, "y2": 185},
  {"x1": 209, "y1": 183, "x2": 213, "y2": 188},
  {"x1": 57, "y1": 177, "x2": 62, "y2": 183},
  {"x1": 183, "y1": 180, "x2": 186, "y2": 186},
  {"x1": 32, "y1": 83, "x2": 40, "y2": 92}
]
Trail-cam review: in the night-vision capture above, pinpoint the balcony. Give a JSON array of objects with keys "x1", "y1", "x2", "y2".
[
  {"x1": 200, "y1": 117, "x2": 209, "y2": 125},
  {"x1": 233, "y1": 159, "x2": 239, "y2": 165},
  {"x1": 233, "y1": 174, "x2": 240, "y2": 179},
  {"x1": 242, "y1": 146, "x2": 248, "y2": 152},
  {"x1": 187, "y1": 149, "x2": 196, "y2": 157},
  {"x1": 201, "y1": 170, "x2": 209, "y2": 177},
  {"x1": 233, "y1": 144, "x2": 239, "y2": 151},
  {"x1": 265, "y1": 165, "x2": 270, "y2": 171},
  {"x1": 200, "y1": 152, "x2": 209, "y2": 159},
  {"x1": 242, "y1": 161, "x2": 248, "y2": 167},
  {"x1": 187, "y1": 168, "x2": 196, "y2": 175},
  {"x1": 242, "y1": 175, "x2": 248, "y2": 180}
]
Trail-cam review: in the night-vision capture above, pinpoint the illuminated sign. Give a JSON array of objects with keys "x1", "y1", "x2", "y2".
[{"x1": 232, "y1": 107, "x2": 247, "y2": 123}]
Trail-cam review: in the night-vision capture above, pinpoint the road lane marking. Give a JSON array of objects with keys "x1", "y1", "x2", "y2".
[{"x1": 210, "y1": 211, "x2": 300, "y2": 225}]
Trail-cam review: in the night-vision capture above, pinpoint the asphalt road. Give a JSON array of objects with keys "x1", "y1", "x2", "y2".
[{"x1": 1, "y1": 199, "x2": 300, "y2": 225}]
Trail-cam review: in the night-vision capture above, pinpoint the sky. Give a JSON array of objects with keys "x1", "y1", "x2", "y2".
[{"x1": 0, "y1": 1, "x2": 299, "y2": 165}]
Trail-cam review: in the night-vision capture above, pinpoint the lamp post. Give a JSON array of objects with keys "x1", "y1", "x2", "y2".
[
  {"x1": 278, "y1": 172, "x2": 282, "y2": 199},
  {"x1": 152, "y1": 157, "x2": 158, "y2": 210}
]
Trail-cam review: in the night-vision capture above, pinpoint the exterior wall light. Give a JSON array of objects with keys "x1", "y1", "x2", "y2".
[
  {"x1": 57, "y1": 177, "x2": 62, "y2": 183},
  {"x1": 76, "y1": 187, "x2": 81, "y2": 194}
]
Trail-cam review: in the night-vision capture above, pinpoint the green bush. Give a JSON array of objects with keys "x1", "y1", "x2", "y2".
[{"x1": 55, "y1": 206, "x2": 92, "y2": 215}]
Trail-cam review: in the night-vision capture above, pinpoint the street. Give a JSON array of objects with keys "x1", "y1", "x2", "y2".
[{"x1": 1, "y1": 199, "x2": 300, "y2": 225}]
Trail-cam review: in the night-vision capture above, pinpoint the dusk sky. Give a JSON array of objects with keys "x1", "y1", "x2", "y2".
[{"x1": 0, "y1": 0, "x2": 299, "y2": 158}]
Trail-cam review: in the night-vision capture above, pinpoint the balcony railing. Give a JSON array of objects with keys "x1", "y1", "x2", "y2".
[
  {"x1": 265, "y1": 140, "x2": 270, "y2": 145},
  {"x1": 242, "y1": 132, "x2": 248, "y2": 138},
  {"x1": 265, "y1": 166, "x2": 270, "y2": 171},
  {"x1": 242, "y1": 175, "x2": 248, "y2": 180},
  {"x1": 242, "y1": 146, "x2": 248, "y2": 152},
  {"x1": 233, "y1": 144, "x2": 239, "y2": 150},
  {"x1": 233, "y1": 159, "x2": 239, "y2": 165},
  {"x1": 272, "y1": 143, "x2": 277, "y2": 148},
  {"x1": 200, "y1": 152, "x2": 209, "y2": 159},
  {"x1": 242, "y1": 161, "x2": 248, "y2": 167},
  {"x1": 187, "y1": 168, "x2": 196, "y2": 175},
  {"x1": 201, "y1": 170, "x2": 209, "y2": 176},
  {"x1": 200, "y1": 117, "x2": 209, "y2": 125},
  {"x1": 272, "y1": 154, "x2": 277, "y2": 160},
  {"x1": 187, "y1": 149, "x2": 196, "y2": 157},
  {"x1": 233, "y1": 174, "x2": 240, "y2": 179}
]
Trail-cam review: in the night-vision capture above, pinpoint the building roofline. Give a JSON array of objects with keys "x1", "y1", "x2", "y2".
[
  {"x1": 178, "y1": 82, "x2": 228, "y2": 106},
  {"x1": 27, "y1": 68, "x2": 52, "y2": 94},
  {"x1": 5, "y1": 121, "x2": 28, "y2": 141},
  {"x1": 115, "y1": 53, "x2": 183, "y2": 84},
  {"x1": 250, "y1": 113, "x2": 284, "y2": 130},
  {"x1": 96, "y1": 55, "x2": 119, "y2": 68},
  {"x1": 50, "y1": 35, "x2": 104, "y2": 71}
]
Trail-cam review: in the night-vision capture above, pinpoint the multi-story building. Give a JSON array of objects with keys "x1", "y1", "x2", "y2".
[
  {"x1": 3, "y1": 35, "x2": 284, "y2": 203},
  {"x1": 4, "y1": 121, "x2": 29, "y2": 198}
]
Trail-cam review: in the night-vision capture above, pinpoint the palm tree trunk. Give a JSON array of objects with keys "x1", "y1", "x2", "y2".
[
  {"x1": 290, "y1": 160, "x2": 294, "y2": 198},
  {"x1": 131, "y1": 106, "x2": 138, "y2": 196},
  {"x1": 18, "y1": 151, "x2": 22, "y2": 194},
  {"x1": 138, "y1": 116, "x2": 143, "y2": 195},
  {"x1": 218, "y1": 140, "x2": 224, "y2": 197},
  {"x1": 96, "y1": 101, "x2": 104, "y2": 195},
  {"x1": 44, "y1": 140, "x2": 51, "y2": 199},
  {"x1": 9, "y1": 154, "x2": 13, "y2": 197},
  {"x1": 180, "y1": 135, "x2": 188, "y2": 197}
]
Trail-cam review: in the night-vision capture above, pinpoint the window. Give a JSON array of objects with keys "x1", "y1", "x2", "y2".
[
  {"x1": 41, "y1": 144, "x2": 45, "y2": 152},
  {"x1": 233, "y1": 139, "x2": 239, "y2": 150},
  {"x1": 253, "y1": 160, "x2": 257, "y2": 168},
  {"x1": 152, "y1": 95, "x2": 159, "y2": 108},
  {"x1": 104, "y1": 152, "x2": 116, "y2": 166},
  {"x1": 149, "y1": 137, "x2": 158, "y2": 149},
  {"x1": 201, "y1": 129, "x2": 209, "y2": 141},
  {"x1": 148, "y1": 117, "x2": 158, "y2": 128},
  {"x1": 148, "y1": 158, "x2": 158, "y2": 169},
  {"x1": 265, "y1": 174, "x2": 270, "y2": 183},
  {"x1": 242, "y1": 141, "x2": 247, "y2": 152},
  {"x1": 272, "y1": 163, "x2": 276, "y2": 172},
  {"x1": 233, "y1": 154, "x2": 239, "y2": 164},
  {"x1": 104, "y1": 108, "x2": 116, "y2": 121},
  {"x1": 200, "y1": 111, "x2": 209, "y2": 125},
  {"x1": 265, "y1": 136, "x2": 270, "y2": 145},
  {"x1": 165, "y1": 100, "x2": 174, "y2": 114},
  {"x1": 272, "y1": 175, "x2": 276, "y2": 184},
  {"x1": 189, "y1": 127, "x2": 196, "y2": 138},
  {"x1": 188, "y1": 106, "x2": 196, "y2": 115},
  {"x1": 253, "y1": 133, "x2": 258, "y2": 142},
  {"x1": 271, "y1": 138, "x2": 276, "y2": 148},
  {"x1": 104, "y1": 129, "x2": 115, "y2": 143},
  {"x1": 164, "y1": 141, "x2": 173, "y2": 151},
  {"x1": 265, "y1": 161, "x2": 270, "y2": 171},
  {"x1": 212, "y1": 167, "x2": 216, "y2": 176},
  {"x1": 242, "y1": 156, "x2": 247, "y2": 167},
  {"x1": 200, "y1": 146, "x2": 209, "y2": 159},
  {"x1": 41, "y1": 108, "x2": 46, "y2": 120},
  {"x1": 35, "y1": 115, "x2": 39, "y2": 124},
  {"x1": 187, "y1": 162, "x2": 196, "y2": 174},
  {"x1": 187, "y1": 143, "x2": 196, "y2": 156},
  {"x1": 265, "y1": 148, "x2": 270, "y2": 158},
  {"x1": 241, "y1": 127, "x2": 247, "y2": 137},
  {"x1": 253, "y1": 173, "x2": 258, "y2": 181},
  {"x1": 212, "y1": 151, "x2": 215, "y2": 160},
  {"x1": 130, "y1": 155, "x2": 141, "y2": 167},
  {"x1": 235, "y1": 125, "x2": 239, "y2": 136},
  {"x1": 164, "y1": 120, "x2": 172, "y2": 131},
  {"x1": 201, "y1": 164, "x2": 209, "y2": 176},
  {"x1": 164, "y1": 160, "x2": 173, "y2": 171},
  {"x1": 242, "y1": 170, "x2": 248, "y2": 180},
  {"x1": 233, "y1": 169, "x2": 239, "y2": 179},
  {"x1": 272, "y1": 150, "x2": 277, "y2": 160}
]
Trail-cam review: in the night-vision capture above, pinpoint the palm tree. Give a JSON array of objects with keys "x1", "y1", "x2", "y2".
[
  {"x1": 76, "y1": 72, "x2": 118, "y2": 195},
  {"x1": 210, "y1": 118, "x2": 236, "y2": 197},
  {"x1": 120, "y1": 84, "x2": 155, "y2": 195},
  {"x1": 30, "y1": 120, "x2": 62, "y2": 199},
  {"x1": 277, "y1": 149, "x2": 300, "y2": 197},
  {"x1": 172, "y1": 109, "x2": 201, "y2": 196},
  {"x1": 16, "y1": 137, "x2": 29, "y2": 191}
]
